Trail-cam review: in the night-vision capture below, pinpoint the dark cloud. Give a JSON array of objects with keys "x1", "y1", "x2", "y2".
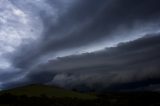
[
  {"x1": 21, "y1": 34, "x2": 160, "y2": 91},
  {"x1": 10, "y1": 0, "x2": 160, "y2": 69},
  {"x1": 27, "y1": 71, "x2": 56, "y2": 84},
  {"x1": 1, "y1": 0, "x2": 160, "y2": 91},
  {"x1": 0, "y1": 69, "x2": 24, "y2": 82}
]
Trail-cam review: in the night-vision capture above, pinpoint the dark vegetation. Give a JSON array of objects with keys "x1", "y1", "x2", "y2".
[
  {"x1": 0, "y1": 85, "x2": 160, "y2": 106},
  {"x1": 0, "y1": 85, "x2": 96, "y2": 99}
]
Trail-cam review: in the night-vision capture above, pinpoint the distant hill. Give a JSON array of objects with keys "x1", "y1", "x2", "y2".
[
  {"x1": 0, "y1": 84, "x2": 96, "y2": 99},
  {"x1": 1, "y1": 86, "x2": 160, "y2": 106}
]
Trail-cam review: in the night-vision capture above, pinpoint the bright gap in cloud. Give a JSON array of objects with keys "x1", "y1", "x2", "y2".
[{"x1": 0, "y1": 0, "x2": 43, "y2": 69}]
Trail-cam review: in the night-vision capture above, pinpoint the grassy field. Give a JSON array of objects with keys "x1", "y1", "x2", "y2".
[{"x1": 0, "y1": 85, "x2": 96, "y2": 99}]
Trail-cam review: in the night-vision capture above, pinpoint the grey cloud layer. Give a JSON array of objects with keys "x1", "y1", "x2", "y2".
[
  {"x1": 1, "y1": 0, "x2": 160, "y2": 91},
  {"x1": 24, "y1": 34, "x2": 160, "y2": 91},
  {"x1": 11, "y1": 0, "x2": 160, "y2": 69}
]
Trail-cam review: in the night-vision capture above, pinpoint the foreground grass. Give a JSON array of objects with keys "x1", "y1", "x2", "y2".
[{"x1": 0, "y1": 92, "x2": 160, "y2": 106}]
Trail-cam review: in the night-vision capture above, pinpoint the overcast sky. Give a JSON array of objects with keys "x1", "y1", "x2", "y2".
[{"x1": 0, "y1": 0, "x2": 160, "y2": 91}]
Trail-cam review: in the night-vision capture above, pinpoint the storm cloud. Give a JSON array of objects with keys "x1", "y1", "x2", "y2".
[
  {"x1": 10, "y1": 0, "x2": 160, "y2": 68},
  {"x1": 24, "y1": 34, "x2": 160, "y2": 91},
  {"x1": 0, "y1": 0, "x2": 160, "y2": 91}
]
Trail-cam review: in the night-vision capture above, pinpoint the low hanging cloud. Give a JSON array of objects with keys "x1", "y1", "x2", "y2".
[
  {"x1": 1, "y1": 0, "x2": 160, "y2": 91},
  {"x1": 21, "y1": 34, "x2": 160, "y2": 91}
]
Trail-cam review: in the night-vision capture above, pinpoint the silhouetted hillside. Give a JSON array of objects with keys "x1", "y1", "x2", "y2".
[
  {"x1": 0, "y1": 84, "x2": 96, "y2": 99},
  {"x1": 0, "y1": 85, "x2": 160, "y2": 106}
]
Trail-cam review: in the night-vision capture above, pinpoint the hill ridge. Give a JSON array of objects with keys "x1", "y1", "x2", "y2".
[{"x1": 0, "y1": 84, "x2": 96, "y2": 99}]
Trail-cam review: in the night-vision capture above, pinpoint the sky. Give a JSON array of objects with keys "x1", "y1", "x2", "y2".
[{"x1": 0, "y1": 0, "x2": 160, "y2": 92}]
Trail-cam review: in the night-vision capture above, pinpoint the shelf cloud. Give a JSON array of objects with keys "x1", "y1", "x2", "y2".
[{"x1": 0, "y1": 0, "x2": 160, "y2": 91}]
